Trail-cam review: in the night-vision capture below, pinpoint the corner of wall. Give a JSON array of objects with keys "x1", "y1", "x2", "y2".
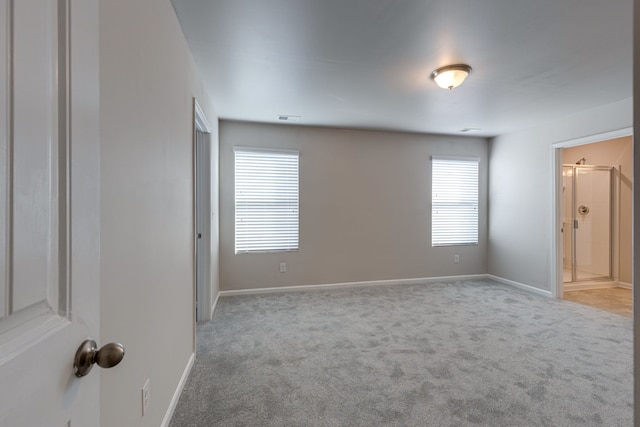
[{"x1": 487, "y1": 100, "x2": 632, "y2": 293}]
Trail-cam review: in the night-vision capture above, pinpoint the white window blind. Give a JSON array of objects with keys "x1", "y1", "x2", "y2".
[
  {"x1": 235, "y1": 148, "x2": 299, "y2": 253},
  {"x1": 432, "y1": 157, "x2": 479, "y2": 246}
]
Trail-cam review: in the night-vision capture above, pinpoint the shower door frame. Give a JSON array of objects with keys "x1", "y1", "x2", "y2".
[
  {"x1": 551, "y1": 127, "x2": 632, "y2": 299},
  {"x1": 562, "y1": 164, "x2": 614, "y2": 283}
]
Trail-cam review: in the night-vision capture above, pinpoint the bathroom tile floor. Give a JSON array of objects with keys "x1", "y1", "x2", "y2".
[{"x1": 563, "y1": 287, "x2": 632, "y2": 318}]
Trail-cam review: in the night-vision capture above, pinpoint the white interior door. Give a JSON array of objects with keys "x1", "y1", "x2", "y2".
[
  {"x1": 0, "y1": 0, "x2": 102, "y2": 425},
  {"x1": 195, "y1": 128, "x2": 211, "y2": 322},
  {"x1": 194, "y1": 100, "x2": 212, "y2": 322}
]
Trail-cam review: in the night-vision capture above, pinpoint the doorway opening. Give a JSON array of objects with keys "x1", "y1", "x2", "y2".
[
  {"x1": 552, "y1": 129, "x2": 633, "y2": 318},
  {"x1": 193, "y1": 99, "x2": 212, "y2": 323}
]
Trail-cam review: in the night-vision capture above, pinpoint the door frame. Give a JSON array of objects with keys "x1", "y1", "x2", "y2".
[
  {"x1": 192, "y1": 99, "x2": 212, "y2": 329},
  {"x1": 550, "y1": 127, "x2": 633, "y2": 299}
]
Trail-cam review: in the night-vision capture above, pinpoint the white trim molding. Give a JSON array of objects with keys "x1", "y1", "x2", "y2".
[
  {"x1": 194, "y1": 99, "x2": 211, "y2": 133},
  {"x1": 210, "y1": 291, "x2": 220, "y2": 319},
  {"x1": 486, "y1": 275, "x2": 553, "y2": 298},
  {"x1": 554, "y1": 127, "x2": 633, "y2": 149},
  {"x1": 161, "y1": 352, "x2": 195, "y2": 427},
  {"x1": 219, "y1": 275, "x2": 488, "y2": 297},
  {"x1": 218, "y1": 274, "x2": 557, "y2": 299}
]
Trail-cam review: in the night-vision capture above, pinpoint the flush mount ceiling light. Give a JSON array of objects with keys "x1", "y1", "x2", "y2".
[{"x1": 430, "y1": 64, "x2": 472, "y2": 90}]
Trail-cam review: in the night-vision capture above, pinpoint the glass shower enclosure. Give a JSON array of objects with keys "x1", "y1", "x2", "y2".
[{"x1": 562, "y1": 165, "x2": 613, "y2": 283}]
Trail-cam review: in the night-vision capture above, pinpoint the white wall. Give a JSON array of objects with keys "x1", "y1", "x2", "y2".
[
  {"x1": 220, "y1": 121, "x2": 488, "y2": 291},
  {"x1": 99, "y1": 1, "x2": 218, "y2": 426},
  {"x1": 488, "y1": 98, "x2": 632, "y2": 292}
]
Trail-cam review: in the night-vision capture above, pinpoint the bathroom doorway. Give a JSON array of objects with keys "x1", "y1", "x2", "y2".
[{"x1": 557, "y1": 136, "x2": 632, "y2": 317}]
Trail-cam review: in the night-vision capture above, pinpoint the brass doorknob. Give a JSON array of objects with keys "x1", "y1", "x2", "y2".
[{"x1": 74, "y1": 339, "x2": 125, "y2": 377}]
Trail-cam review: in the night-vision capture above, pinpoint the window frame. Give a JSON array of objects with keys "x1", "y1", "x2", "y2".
[
  {"x1": 431, "y1": 156, "x2": 480, "y2": 247},
  {"x1": 234, "y1": 146, "x2": 300, "y2": 254}
]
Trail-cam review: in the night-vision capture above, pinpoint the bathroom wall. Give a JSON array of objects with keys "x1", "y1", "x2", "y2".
[{"x1": 563, "y1": 137, "x2": 633, "y2": 284}]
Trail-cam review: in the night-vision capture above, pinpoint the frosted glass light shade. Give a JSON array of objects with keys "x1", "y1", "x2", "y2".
[{"x1": 430, "y1": 64, "x2": 472, "y2": 90}]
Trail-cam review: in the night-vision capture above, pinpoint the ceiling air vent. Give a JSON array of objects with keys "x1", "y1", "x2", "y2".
[
  {"x1": 277, "y1": 115, "x2": 301, "y2": 122},
  {"x1": 460, "y1": 128, "x2": 482, "y2": 133}
]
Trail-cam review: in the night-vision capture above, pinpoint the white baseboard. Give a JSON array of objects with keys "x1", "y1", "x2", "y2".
[
  {"x1": 218, "y1": 274, "x2": 488, "y2": 297},
  {"x1": 219, "y1": 274, "x2": 555, "y2": 300},
  {"x1": 617, "y1": 281, "x2": 633, "y2": 289},
  {"x1": 486, "y1": 275, "x2": 553, "y2": 298},
  {"x1": 210, "y1": 291, "x2": 220, "y2": 318},
  {"x1": 160, "y1": 352, "x2": 195, "y2": 427}
]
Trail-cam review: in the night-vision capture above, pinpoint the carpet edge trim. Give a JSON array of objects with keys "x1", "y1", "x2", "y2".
[
  {"x1": 160, "y1": 352, "x2": 195, "y2": 427},
  {"x1": 219, "y1": 274, "x2": 488, "y2": 297},
  {"x1": 487, "y1": 274, "x2": 553, "y2": 298}
]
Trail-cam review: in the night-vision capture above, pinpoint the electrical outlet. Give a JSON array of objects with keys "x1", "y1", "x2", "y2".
[
  {"x1": 142, "y1": 379, "x2": 150, "y2": 416},
  {"x1": 279, "y1": 262, "x2": 286, "y2": 273},
  {"x1": 454, "y1": 254, "x2": 460, "y2": 264}
]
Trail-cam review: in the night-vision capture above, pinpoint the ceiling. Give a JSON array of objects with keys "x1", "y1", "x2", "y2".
[{"x1": 170, "y1": 0, "x2": 632, "y2": 137}]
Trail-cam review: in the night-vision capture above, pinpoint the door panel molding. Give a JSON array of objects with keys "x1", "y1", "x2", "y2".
[{"x1": 0, "y1": 0, "x2": 71, "y2": 361}]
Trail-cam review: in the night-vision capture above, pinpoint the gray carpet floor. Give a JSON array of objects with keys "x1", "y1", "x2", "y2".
[{"x1": 170, "y1": 280, "x2": 632, "y2": 426}]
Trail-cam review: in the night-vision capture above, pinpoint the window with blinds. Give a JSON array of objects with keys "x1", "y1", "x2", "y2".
[
  {"x1": 235, "y1": 148, "x2": 299, "y2": 253},
  {"x1": 431, "y1": 157, "x2": 479, "y2": 247}
]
